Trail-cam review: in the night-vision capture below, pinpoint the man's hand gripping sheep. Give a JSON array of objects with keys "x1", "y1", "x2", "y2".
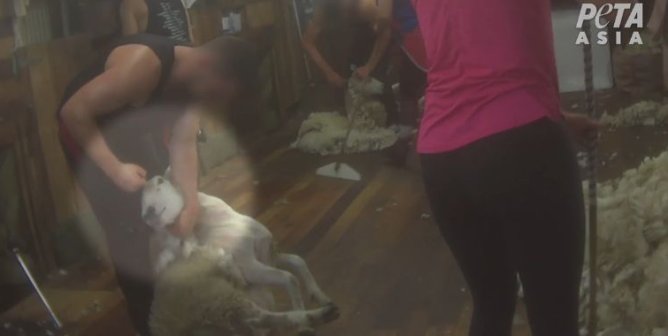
[{"x1": 141, "y1": 174, "x2": 339, "y2": 335}]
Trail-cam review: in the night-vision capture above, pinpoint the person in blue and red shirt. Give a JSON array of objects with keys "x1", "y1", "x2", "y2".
[
  {"x1": 302, "y1": 0, "x2": 426, "y2": 132},
  {"x1": 391, "y1": 0, "x2": 427, "y2": 131}
]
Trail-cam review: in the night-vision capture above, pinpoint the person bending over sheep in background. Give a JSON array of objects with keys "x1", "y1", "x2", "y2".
[
  {"x1": 413, "y1": 0, "x2": 599, "y2": 335},
  {"x1": 302, "y1": 0, "x2": 399, "y2": 124},
  {"x1": 302, "y1": 0, "x2": 427, "y2": 165},
  {"x1": 57, "y1": 34, "x2": 259, "y2": 335}
]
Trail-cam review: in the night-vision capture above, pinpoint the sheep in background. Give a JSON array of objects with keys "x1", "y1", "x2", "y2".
[
  {"x1": 580, "y1": 152, "x2": 668, "y2": 336},
  {"x1": 292, "y1": 76, "x2": 399, "y2": 155},
  {"x1": 345, "y1": 76, "x2": 387, "y2": 129},
  {"x1": 291, "y1": 112, "x2": 398, "y2": 156},
  {"x1": 150, "y1": 247, "x2": 339, "y2": 336}
]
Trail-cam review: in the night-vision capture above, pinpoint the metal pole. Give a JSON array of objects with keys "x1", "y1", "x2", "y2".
[
  {"x1": 291, "y1": 0, "x2": 313, "y2": 83},
  {"x1": 13, "y1": 249, "x2": 64, "y2": 329},
  {"x1": 581, "y1": 18, "x2": 599, "y2": 336}
]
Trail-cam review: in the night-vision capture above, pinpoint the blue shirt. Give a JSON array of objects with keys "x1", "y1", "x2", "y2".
[{"x1": 393, "y1": 0, "x2": 419, "y2": 34}]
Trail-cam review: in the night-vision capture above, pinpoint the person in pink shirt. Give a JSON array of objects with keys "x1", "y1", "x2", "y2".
[{"x1": 412, "y1": 0, "x2": 598, "y2": 335}]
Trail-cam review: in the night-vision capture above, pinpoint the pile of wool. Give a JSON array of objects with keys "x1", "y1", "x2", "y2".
[
  {"x1": 600, "y1": 101, "x2": 668, "y2": 127},
  {"x1": 579, "y1": 152, "x2": 668, "y2": 336},
  {"x1": 291, "y1": 112, "x2": 398, "y2": 156},
  {"x1": 293, "y1": 77, "x2": 398, "y2": 155}
]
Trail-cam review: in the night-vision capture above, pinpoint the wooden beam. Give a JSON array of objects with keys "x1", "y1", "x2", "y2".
[{"x1": 21, "y1": 35, "x2": 93, "y2": 226}]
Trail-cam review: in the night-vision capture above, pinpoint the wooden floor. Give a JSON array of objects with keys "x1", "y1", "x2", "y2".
[
  {"x1": 193, "y1": 89, "x2": 668, "y2": 336},
  {"x1": 201, "y1": 135, "x2": 576, "y2": 336},
  {"x1": 201, "y1": 145, "x2": 474, "y2": 336},
  {"x1": 10, "y1": 89, "x2": 666, "y2": 335}
]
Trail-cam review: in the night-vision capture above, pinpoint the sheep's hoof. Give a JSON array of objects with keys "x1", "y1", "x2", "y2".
[
  {"x1": 310, "y1": 293, "x2": 333, "y2": 306},
  {"x1": 245, "y1": 317, "x2": 262, "y2": 327},
  {"x1": 320, "y1": 303, "x2": 340, "y2": 324},
  {"x1": 297, "y1": 328, "x2": 316, "y2": 336}
]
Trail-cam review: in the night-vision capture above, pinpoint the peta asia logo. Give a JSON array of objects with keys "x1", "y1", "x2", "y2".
[{"x1": 575, "y1": 3, "x2": 644, "y2": 46}]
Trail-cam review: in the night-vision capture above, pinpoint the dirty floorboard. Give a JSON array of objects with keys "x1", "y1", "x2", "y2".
[
  {"x1": 19, "y1": 89, "x2": 667, "y2": 335},
  {"x1": 201, "y1": 147, "x2": 469, "y2": 336},
  {"x1": 196, "y1": 89, "x2": 668, "y2": 336}
]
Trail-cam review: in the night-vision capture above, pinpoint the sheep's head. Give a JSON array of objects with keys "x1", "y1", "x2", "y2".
[
  {"x1": 347, "y1": 76, "x2": 384, "y2": 96},
  {"x1": 141, "y1": 176, "x2": 184, "y2": 231}
]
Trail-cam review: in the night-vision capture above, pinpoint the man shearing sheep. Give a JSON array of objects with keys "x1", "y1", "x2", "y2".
[{"x1": 57, "y1": 34, "x2": 258, "y2": 335}]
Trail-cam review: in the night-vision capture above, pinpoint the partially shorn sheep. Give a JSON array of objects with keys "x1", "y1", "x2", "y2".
[
  {"x1": 141, "y1": 174, "x2": 338, "y2": 336},
  {"x1": 292, "y1": 76, "x2": 398, "y2": 155},
  {"x1": 150, "y1": 247, "x2": 339, "y2": 336}
]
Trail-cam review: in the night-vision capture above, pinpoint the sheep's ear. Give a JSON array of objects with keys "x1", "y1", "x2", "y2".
[{"x1": 164, "y1": 166, "x2": 173, "y2": 182}]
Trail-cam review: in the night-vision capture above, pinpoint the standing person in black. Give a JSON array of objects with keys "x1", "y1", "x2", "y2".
[
  {"x1": 57, "y1": 34, "x2": 258, "y2": 335},
  {"x1": 119, "y1": 0, "x2": 191, "y2": 42}
]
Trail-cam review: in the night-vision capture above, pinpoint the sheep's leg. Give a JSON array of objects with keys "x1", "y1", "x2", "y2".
[
  {"x1": 181, "y1": 236, "x2": 198, "y2": 258},
  {"x1": 154, "y1": 250, "x2": 176, "y2": 275},
  {"x1": 246, "y1": 303, "x2": 340, "y2": 334},
  {"x1": 241, "y1": 261, "x2": 306, "y2": 310},
  {"x1": 254, "y1": 233, "x2": 274, "y2": 265},
  {"x1": 274, "y1": 253, "x2": 332, "y2": 305},
  {"x1": 247, "y1": 287, "x2": 276, "y2": 310}
]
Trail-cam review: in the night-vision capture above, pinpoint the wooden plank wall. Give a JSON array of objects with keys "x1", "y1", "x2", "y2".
[
  {"x1": 189, "y1": 0, "x2": 307, "y2": 116},
  {"x1": 21, "y1": 36, "x2": 94, "y2": 226},
  {"x1": 0, "y1": 5, "x2": 59, "y2": 272},
  {"x1": 0, "y1": 5, "x2": 24, "y2": 106},
  {"x1": 271, "y1": 0, "x2": 307, "y2": 115}
]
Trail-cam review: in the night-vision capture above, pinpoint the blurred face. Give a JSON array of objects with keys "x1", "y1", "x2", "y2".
[
  {"x1": 339, "y1": 0, "x2": 357, "y2": 14},
  {"x1": 188, "y1": 52, "x2": 242, "y2": 105},
  {"x1": 190, "y1": 70, "x2": 241, "y2": 105}
]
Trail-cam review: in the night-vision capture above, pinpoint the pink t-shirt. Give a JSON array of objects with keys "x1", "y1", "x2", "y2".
[{"x1": 412, "y1": 0, "x2": 563, "y2": 153}]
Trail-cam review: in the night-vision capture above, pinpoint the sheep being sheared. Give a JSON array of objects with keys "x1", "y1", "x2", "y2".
[
  {"x1": 344, "y1": 76, "x2": 387, "y2": 129},
  {"x1": 292, "y1": 112, "x2": 398, "y2": 155},
  {"x1": 150, "y1": 247, "x2": 339, "y2": 336},
  {"x1": 141, "y1": 174, "x2": 338, "y2": 335},
  {"x1": 580, "y1": 152, "x2": 668, "y2": 336},
  {"x1": 292, "y1": 77, "x2": 398, "y2": 155}
]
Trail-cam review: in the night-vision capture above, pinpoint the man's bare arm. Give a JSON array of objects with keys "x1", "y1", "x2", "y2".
[
  {"x1": 302, "y1": 8, "x2": 346, "y2": 87},
  {"x1": 60, "y1": 47, "x2": 160, "y2": 191},
  {"x1": 168, "y1": 106, "x2": 200, "y2": 236},
  {"x1": 361, "y1": 26, "x2": 391, "y2": 77},
  {"x1": 368, "y1": 0, "x2": 393, "y2": 69},
  {"x1": 119, "y1": 0, "x2": 148, "y2": 35}
]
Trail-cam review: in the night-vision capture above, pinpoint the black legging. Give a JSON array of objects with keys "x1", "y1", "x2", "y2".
[{"x1": 421, "y1": 118, "x2": 585, "y2": 336}]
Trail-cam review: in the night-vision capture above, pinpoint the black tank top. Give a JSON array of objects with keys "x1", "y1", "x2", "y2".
[
  {"x1": 145, "y1": 0, "x2": 190, "y2": 43},
  {"x1": 59, "y1": 34, "x2": 176, "y2": 111},
  {"x1": 57, "y1": 34, "x2": 183, "y2": 168}
]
